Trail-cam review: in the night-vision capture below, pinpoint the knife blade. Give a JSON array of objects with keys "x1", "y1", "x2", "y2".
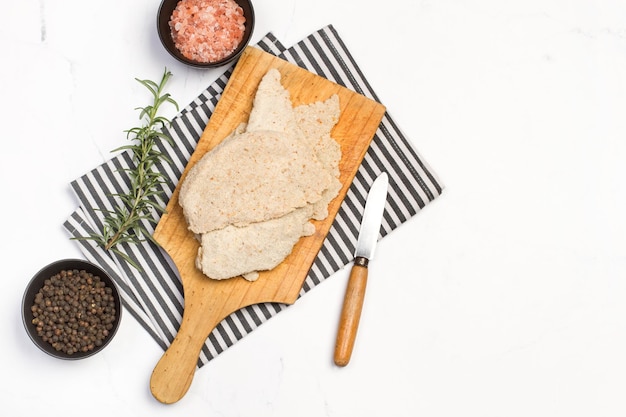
[{"x1": 334, "y1": 172, "x2": 389, "y2": 366}]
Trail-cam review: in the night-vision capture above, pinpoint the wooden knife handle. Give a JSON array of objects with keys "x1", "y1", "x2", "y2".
[{"x1": 334, "y1": 257, "x2": 369, "y2": 366}]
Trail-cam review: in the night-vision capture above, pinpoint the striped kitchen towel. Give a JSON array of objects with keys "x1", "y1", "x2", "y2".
[{"x1": 64, "y1": 25, "x2": 443, "y2": 366}]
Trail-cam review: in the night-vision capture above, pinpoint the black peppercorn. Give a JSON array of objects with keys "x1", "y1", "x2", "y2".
[{"x1": 30, "y1": 269, "x2": 117, "y2": 356}]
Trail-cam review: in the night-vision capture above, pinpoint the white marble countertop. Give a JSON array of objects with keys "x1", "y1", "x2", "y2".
[{"x1": 3, "y1": 0, "x2": 626, "y2": 415}]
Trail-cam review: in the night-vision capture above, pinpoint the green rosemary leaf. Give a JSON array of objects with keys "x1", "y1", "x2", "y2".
[
  {"x1": 154, "y1": 131, "x2": 175, "y2": 146},
  {"x1": 110, "y1": 247, "x2": 141, "y2": 271},
  {"x1": 71, "y1": 68, "x2": 178, "y2": 271}
]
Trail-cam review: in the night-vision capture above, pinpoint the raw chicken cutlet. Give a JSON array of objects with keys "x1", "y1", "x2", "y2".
[
  {"x1": 179, "y1": 129, "x2": 333, "y2": 234},
  {"x1": 179, "y1": 68, "x2": 342, "y2": 281}
]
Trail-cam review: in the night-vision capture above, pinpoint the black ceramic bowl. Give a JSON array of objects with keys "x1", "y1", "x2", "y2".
[
  {"x1": 157, "y1": 0, "x2": 255, "y2": 68},
  {"x1": 22, "y1": 259, "x2": 122, "y2": 360}
]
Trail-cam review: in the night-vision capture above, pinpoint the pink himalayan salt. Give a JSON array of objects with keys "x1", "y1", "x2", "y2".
[{"x1": 169, "y1": 0, "x2": 246, "y2": 63}]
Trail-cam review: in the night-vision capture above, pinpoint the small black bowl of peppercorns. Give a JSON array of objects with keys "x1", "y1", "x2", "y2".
[{"x1": 21, "y1": 259, "x2": 122, "y2": 360}]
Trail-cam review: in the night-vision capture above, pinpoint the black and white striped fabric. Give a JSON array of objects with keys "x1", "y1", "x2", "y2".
[{"x1": 64, "y1": 25, "x2": 443, "y2": 367}]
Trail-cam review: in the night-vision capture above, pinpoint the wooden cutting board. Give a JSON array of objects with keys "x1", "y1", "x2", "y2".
[{"x1": 149, "y1": 46, "x2": 386, "y2": 404}]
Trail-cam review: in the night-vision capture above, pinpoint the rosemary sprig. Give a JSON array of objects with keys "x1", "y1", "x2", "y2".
[{"x1": 75, "y1": 68, "x2": 178, "y2": 269}]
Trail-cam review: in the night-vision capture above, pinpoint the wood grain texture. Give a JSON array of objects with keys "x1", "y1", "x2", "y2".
[
  {"x1": 334, "y1": 264, "x2": 368, "y2": 367},
  {"x1": 149, "y1": 46, "x2": 386, "y2": 404}
]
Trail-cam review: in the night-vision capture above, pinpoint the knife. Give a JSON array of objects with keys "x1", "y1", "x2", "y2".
[{"x1": 334, "y1": 172, "x2": 389, "y2": 366}]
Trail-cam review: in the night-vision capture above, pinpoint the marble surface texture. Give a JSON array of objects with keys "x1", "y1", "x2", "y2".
[{"x1": 2, "y1": 0, "x2": 626, "y2": 416}]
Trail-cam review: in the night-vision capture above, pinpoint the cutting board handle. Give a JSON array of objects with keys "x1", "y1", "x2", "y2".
[{"x1": 150, "y1": 303, "x2": 221, "y2": 404}]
